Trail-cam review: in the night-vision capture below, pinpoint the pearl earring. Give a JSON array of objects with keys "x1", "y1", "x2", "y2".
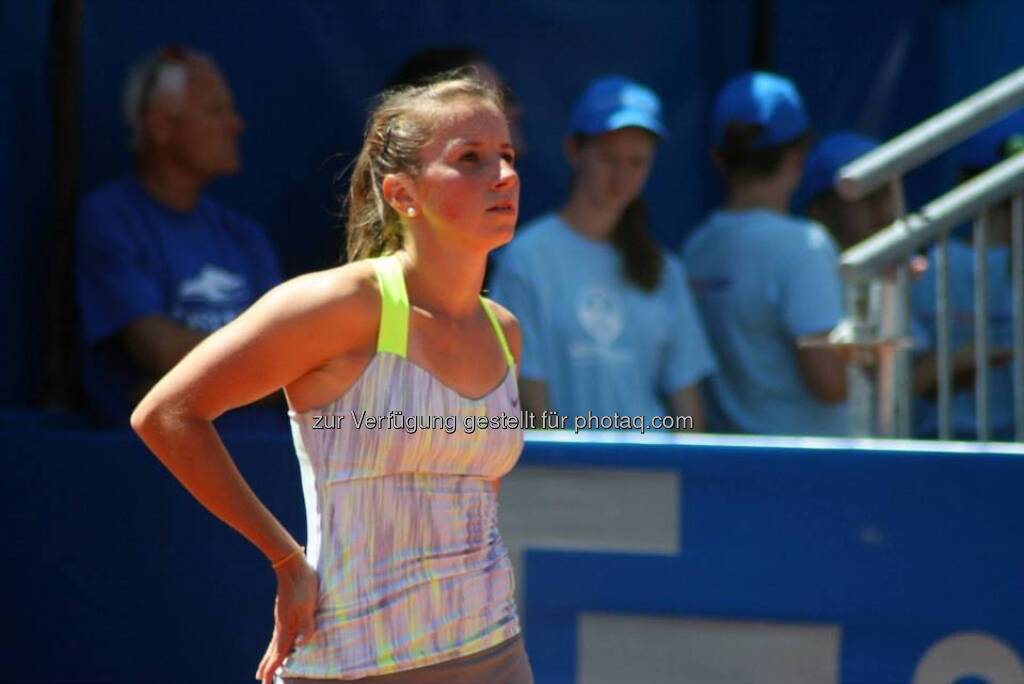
[{"x1": 406, "y1": 207, "x2": 416, "y2": 217}]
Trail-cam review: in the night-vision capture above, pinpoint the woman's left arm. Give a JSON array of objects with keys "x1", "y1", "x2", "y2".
[
  {"x1": 488, "y1": 299, "x2": 522, "y2": 370},
  {"x1": 663, "y1": 257, "x2": 714, "y2": 432},
  {"x1": 486, "y1": 300, "x2": 522, "y2": 495}
]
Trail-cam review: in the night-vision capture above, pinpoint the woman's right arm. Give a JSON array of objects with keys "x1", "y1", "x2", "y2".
[{"x1": 132, "y1": 265, "x2": 379, "y2": 683}]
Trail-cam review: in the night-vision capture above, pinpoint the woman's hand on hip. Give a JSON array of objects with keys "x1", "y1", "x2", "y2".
[{"x1": 256, "y1": 553, "x2": 319, "y2": 683}]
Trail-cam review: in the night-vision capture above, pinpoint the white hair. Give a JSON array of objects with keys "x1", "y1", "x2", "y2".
[{"x1": 121, "y1": 46, "x2": 209, "y2": 149}]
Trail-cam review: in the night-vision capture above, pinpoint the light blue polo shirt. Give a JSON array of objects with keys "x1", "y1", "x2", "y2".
[
  {"x1": 489, "y1": 213, "x2": 717, "y2": 422},
  {"x1": 682, "y1": 209, "x2": 848, "y2": 436}
]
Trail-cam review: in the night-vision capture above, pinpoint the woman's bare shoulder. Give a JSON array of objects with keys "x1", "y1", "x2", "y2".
[
  {"x1": 253, "y1": 260, "x2": 382, "y2": 351},
  {"x1": 273, "y1": 261, "x2": 378, "y2": 311}
]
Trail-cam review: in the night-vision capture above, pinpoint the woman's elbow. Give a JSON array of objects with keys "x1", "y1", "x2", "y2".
[
  {"x1": 130, "y1": 394, "x2": 154, "y2": 435},
  {"x1": 130, "y1": 392, "x2": 193, "y2": 443},
  {"x1": 130, "y1": 395, "x2": 169, "y2": 442}
]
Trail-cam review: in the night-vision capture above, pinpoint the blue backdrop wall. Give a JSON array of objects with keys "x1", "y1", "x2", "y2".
[
  {"x1": 2, "y1": 0, "x2": 1022, "y2": 407},
  {"x1": 4, "y1": 430, "x2": 1023, "y2": 682},
  {"x1": 1, "y1": 2, "x2": 54, "y2": 408}
]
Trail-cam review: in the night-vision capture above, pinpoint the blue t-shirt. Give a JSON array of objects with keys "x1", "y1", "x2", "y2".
[
  {"x1": 75, "y1": 177, "x2": 284, "y2": 426},
  {"x1": 682, "y1": 209, "x2": 847, "y2": 436},
  {"x1": 489, "y1": 213, "x2": 716, "y2": 423},
  {"x1": 910, "y1": 240, "x2": 1016, "y2": 440}
]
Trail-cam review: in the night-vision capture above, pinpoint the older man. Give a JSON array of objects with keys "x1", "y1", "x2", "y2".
[{"x1": 76, "y1": 45, "x2": 283, "y2": 426}]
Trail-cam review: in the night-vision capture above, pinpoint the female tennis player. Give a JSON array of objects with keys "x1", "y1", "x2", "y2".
[{"x1": 132, "y1": 74, "x2": 533, "y2": 683}]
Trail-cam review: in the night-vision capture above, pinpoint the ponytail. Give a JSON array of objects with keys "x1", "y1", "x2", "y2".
[{"x1": 610, "y1": 197, "x2": 663, "y2": 291}]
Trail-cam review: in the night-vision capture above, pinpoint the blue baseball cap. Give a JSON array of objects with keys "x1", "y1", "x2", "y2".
[
  {"x1": 798, "y1": 131, "x2": 879, "y2": 206},
  {"x1": 711, "y1": 71, "x2": 809, "y2": 149},
  {"x1": 569, "y1": 75, "x2": 667, "y2": 139},
  {"x1": 957, "y1": 109, "x2": 1024, "y2": 170}
]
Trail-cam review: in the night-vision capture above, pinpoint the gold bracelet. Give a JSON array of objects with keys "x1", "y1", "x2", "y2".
[{"x1": 270, "y1": 546, "x2": 305, "y2": 570}]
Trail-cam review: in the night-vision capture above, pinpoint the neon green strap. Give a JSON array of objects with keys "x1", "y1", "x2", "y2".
[
  {"x1": 480, "y1": 297, "x2": 515, "y2": 369},
  {"x1": 371, "y1": 256, "x2": 408, "y2": 357},
  {"x1": 372, "y1": 256, "x2": 512, "y2": 368}
]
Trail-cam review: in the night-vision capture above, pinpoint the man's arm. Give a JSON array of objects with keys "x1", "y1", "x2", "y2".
[
  {"x1": 118, "y1": 315, "x2": 206, "y2": 377},
  {"x1": 119, "y1": 315, "x2": 288, "y2": 408}
]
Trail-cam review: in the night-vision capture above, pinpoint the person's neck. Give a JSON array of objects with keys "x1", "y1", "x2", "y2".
[
  {"x1": 559, "y1": 192, "x2": 620, "y2": 241},
  {"x1": 725, "y1": 179, "x2": 792, "y2": 214},
  {"x1": 136, "y1": 157, "x2": 206, "y2": 212},
  {"x1": 397, "y1": 238, "x2": 486, "y2": 320}
]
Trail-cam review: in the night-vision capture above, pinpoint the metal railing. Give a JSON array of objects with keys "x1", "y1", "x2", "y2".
[{"x1": 833, "y1": 65, "x2": 1024, "y2": 441}]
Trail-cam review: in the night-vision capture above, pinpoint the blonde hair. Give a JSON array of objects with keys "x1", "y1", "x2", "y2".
[{"x1": 344, "y1": 72, "x2": 506, "y2": 262}]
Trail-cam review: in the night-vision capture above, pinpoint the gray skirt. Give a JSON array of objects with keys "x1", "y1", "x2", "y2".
[{"x1": 280, "y1": 634, "x2": 534, "y2": 684}]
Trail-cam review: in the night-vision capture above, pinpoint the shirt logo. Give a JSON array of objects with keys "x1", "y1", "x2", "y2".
[
  {"x1": 173, "y1": 264, "x2": 251, "y2": 332},
  {"x1": 568, "y1": 284, "x2": 632, "y2": 364},
  {"x1": 576, "y1": 284, "x2": 624, "y2": 347},
  {"x1": 178, "y1": 264, "x2": 249, "y2": 305}
]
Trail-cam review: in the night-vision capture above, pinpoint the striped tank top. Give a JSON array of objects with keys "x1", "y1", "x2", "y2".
[{"x1": 279, "y1": 255, "x2": 524, "y2": 680}]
